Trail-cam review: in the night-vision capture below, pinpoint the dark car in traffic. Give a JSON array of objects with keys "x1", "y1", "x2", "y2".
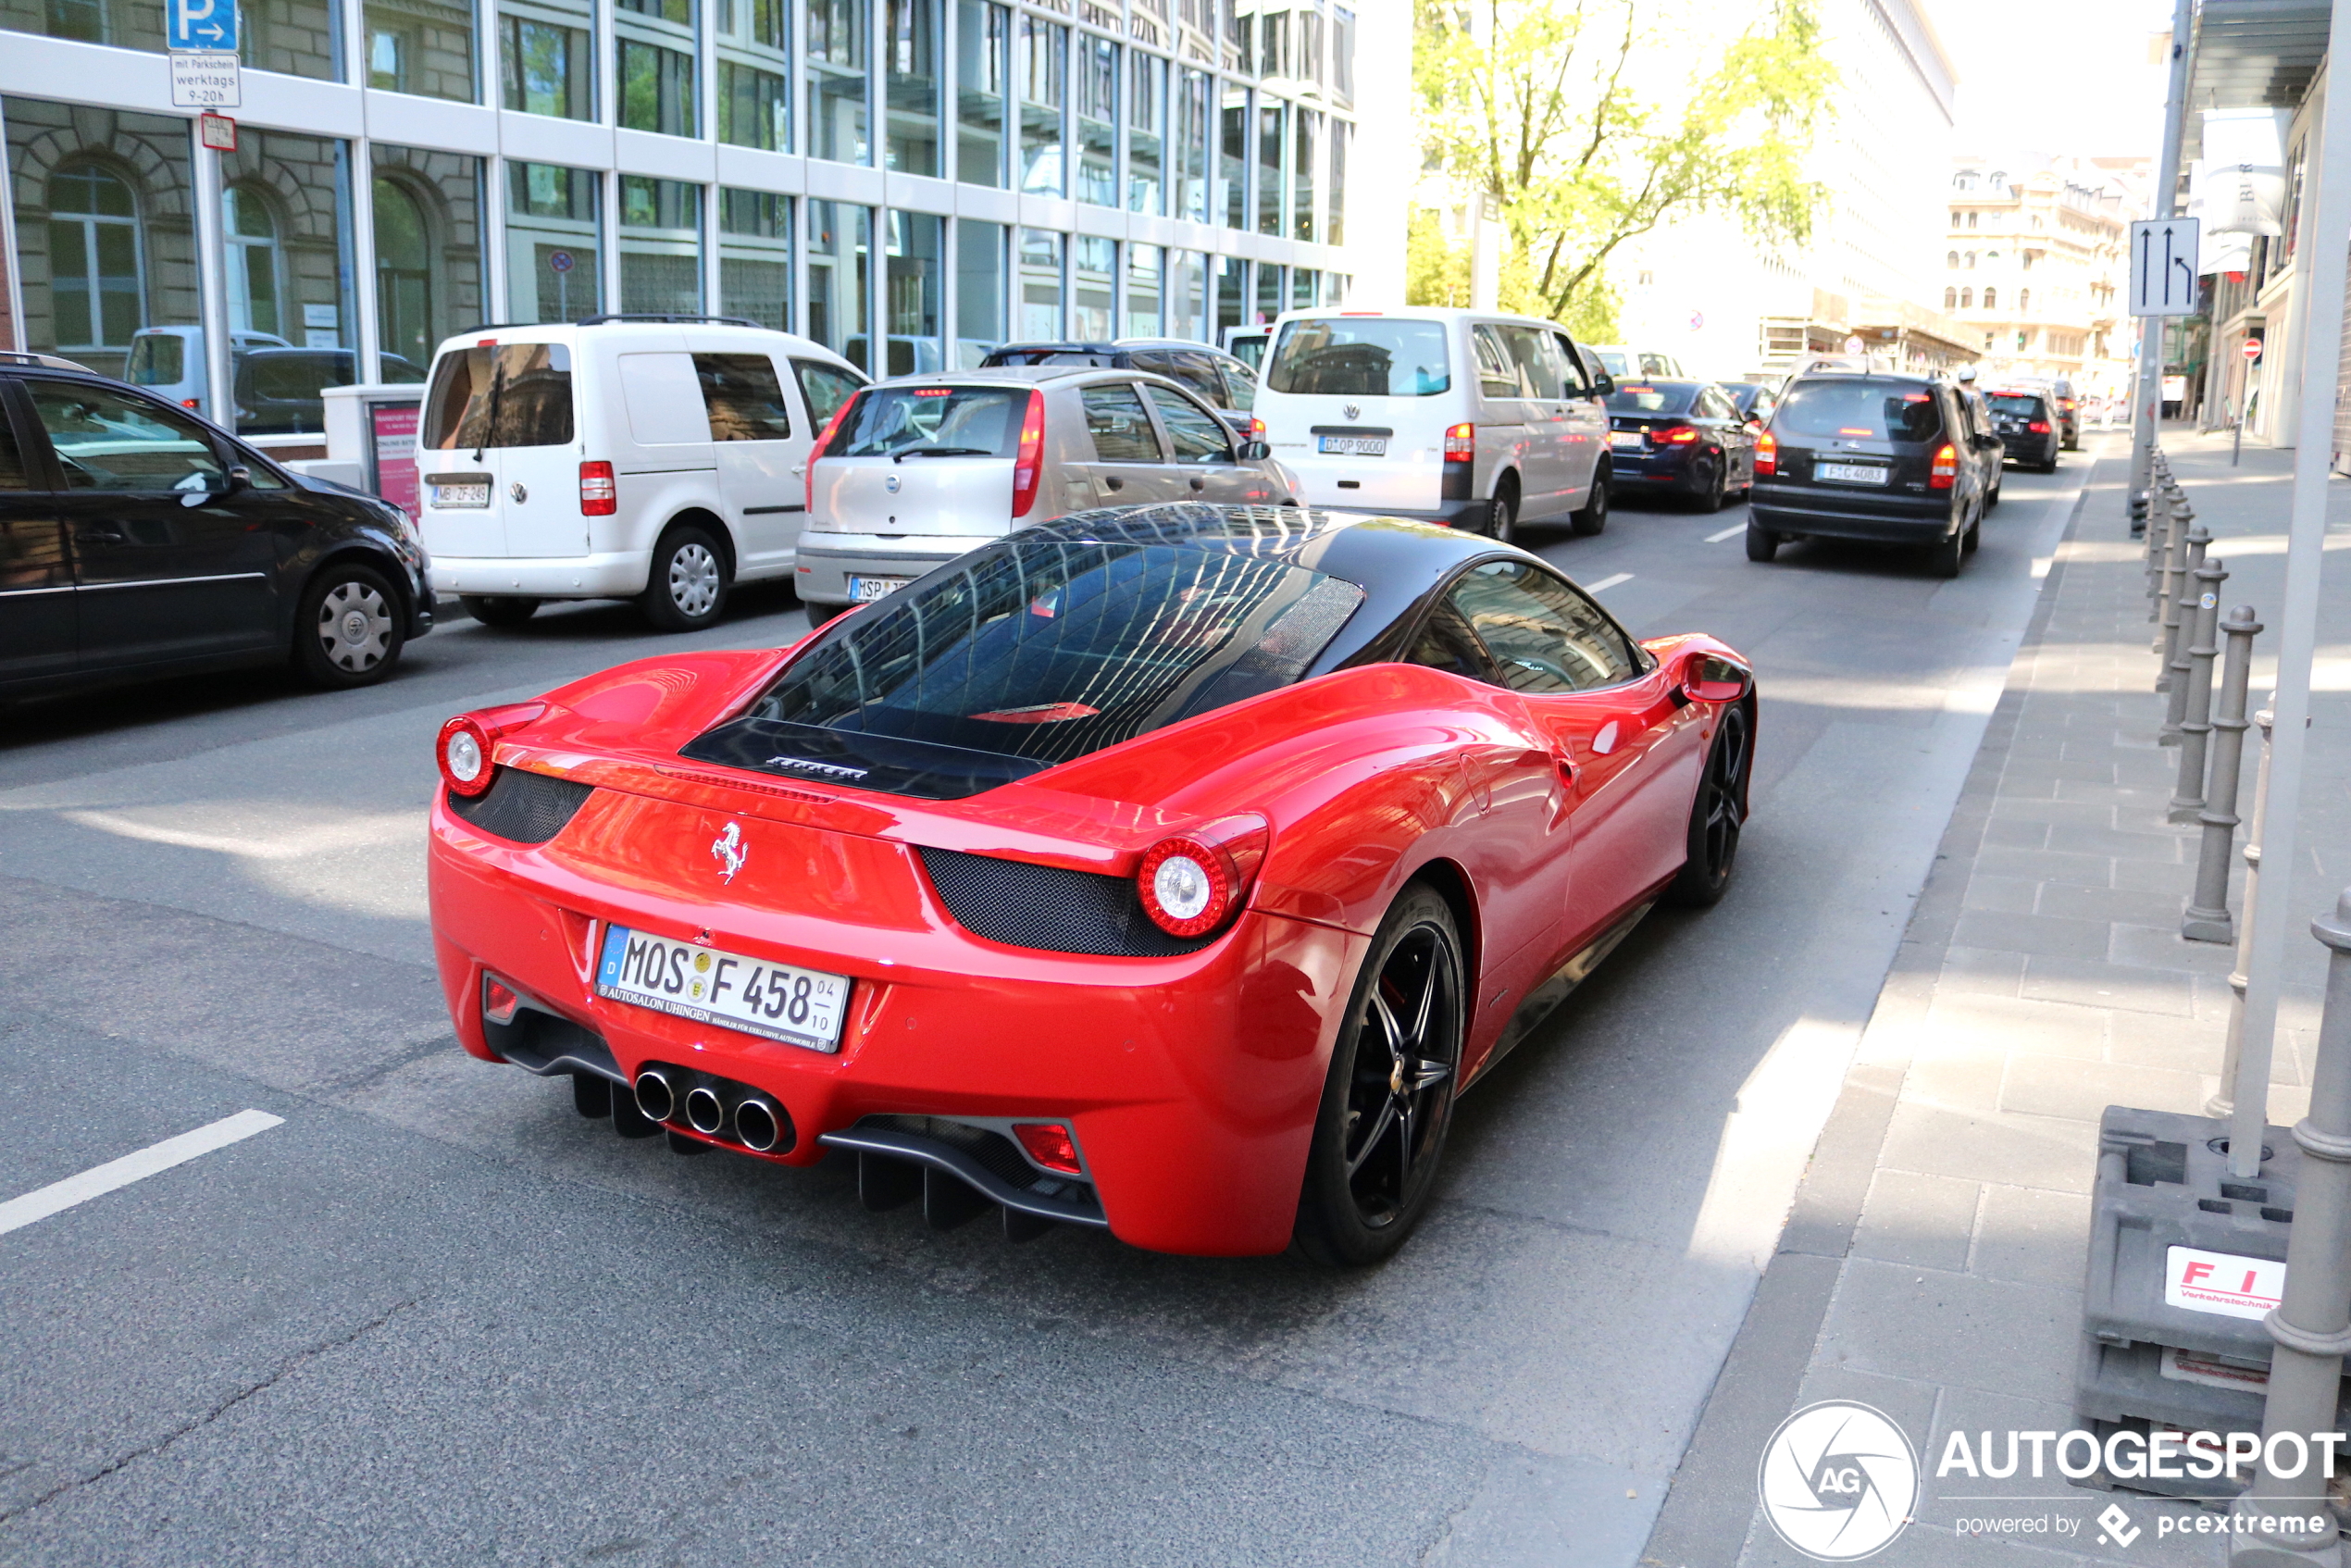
[
  {"x1": 980, "y1": 340, "x2": 1259, "y2": 427},
  {"x1": 232, "y1": 347, "x2": 425, "y2": 434},
  {"x1": 1748, "y1": 369, "x2": 1999, "y2": 578},
  {"x1": 1721, "y1": 381, "x2": 1778, "y2": 424},
  {"x1": 1604, "y1": 379, "x2": 1758, "y2": 510},
  {"x1": 0, "y1": 353, "x2": 431, "y2": 699},
  {"x1": 1984, "y1": 389, "x2": 2062, "y2": 472}
]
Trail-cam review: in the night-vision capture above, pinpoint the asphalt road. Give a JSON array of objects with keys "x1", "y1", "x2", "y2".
[{"x1": 0, "y1": 443, "x2": 2100, "y2": 1566}]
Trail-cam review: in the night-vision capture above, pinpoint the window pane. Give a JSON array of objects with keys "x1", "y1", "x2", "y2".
[
  {"x1": 620, "y1": 176, "x2": 703, "y2": 313},
  {"x1": 695, "y1": 353, "x2": 793, "y2": 439},
  {"x1": 833, "y1": 383, "x2": 1022, "y2": 455},
  {"x1": 1266, "y1": 317, "x2": 1450, "y2": 396},
  {"x1": 30, "y1": 380, "x2": 226, "y2": 491},
  {"x1": 792, "y1": 358, "x2": 865, "y2": 425},
  {"x1": 955, "y1": 218, "x2": 1005, "y2": 366},
  {"x1": 1019, "y1": 18, "x2": 1064, "y2": 196},
  {"x1": 884, "y1": 209, "x2": 941, "y2": 375},
  {"x1": 372, "y1": 145, "x2": 485, "y2": 372},
  {"x1": 807, "y1": 199, "x2": 873, "y2": 371},
  {"x1": 1290, "y1": 266, "x2": 1316, "y2": 310},
  {"x1": 243, "y1": 0, "x2": 342, "y2": 81},
  {"x1": 220, "y1": 130, "x2": 358, "y2": 433},
  {"x1": 1330, "y1": 5, "x2": 1352, "y2": 106},
  {"x1": 885, "y1": 0, "x2": 939, "y2": 174},
  {"x1": 505, "y1": 160, "x2": 603, "y2": 323},
  {"x1": 717, "y1": 0, "x2": 788, "y2": 146},
  {"x1": 620, "y1": 36, "x2": 699, "y2": 134},
  {"x1": 1213, "y1": 255, "x2": 1244, "y2": 338},
  {"x1": 1450, "y1": 562, "x2": 1634, "y2": 692},
  {"x1": 1218, "y1": 82, "x2": 1248, "y2": 228},
  {"x1": 1253, "y1": 261, "x2": 1281, "y2": 325},
  {"x1": 1168, "y1": 248, "x2": 1204, "y2": 341},
  {"x1": 1176, "y1": 68, "x2": 1209, "y2": 222},
  {"x1": 1125, "y1": 242, "x2": 1162, "y2": 338},
  {"x1": 1143, "y1": 383, "x2": 1231, "y2": 462},
  {"x1": 1081, "y1": 382, "x2": 1160, "y2": 461},
  {"x1": 720, "y1": 188, "x2": 792, "y2": 330},
  {"x1": 8, "y1": 103, "x2": 196, "y2": 382},
  {"x1": 1017, "y1": 226, "x2": 1061, "y2": 339},
  {"x1": 954, "y1": 0, "x2": 1008, "y2": 185},
  {"x1": 808, "y1": 0, "x2": 869, "y2": 162},
  {"x1": 1327, "y1": 118, "x2": 1346, "y2": 244},
  {"x1": 1291, "y1": 107, "x2": 1315, "y2": 241},
  {"x1": 367, "y1": 0, "x2": 478, "y2": 99},
  {"x1": 503, "y1": 8, "x2": 595, "y2": 119},
  {"x1": 1074, "y1": 35, "x2": 1114, "y2": 206},
  {"x1": 0, "y1": 0, "x2": 163, "y2": 51},
  {"x1": 1255, "y1": 100, "x2": 1282, "y2": 235},
  {"x1": 1072, "y1": 234, "x2": 1113, "y2": 340}
]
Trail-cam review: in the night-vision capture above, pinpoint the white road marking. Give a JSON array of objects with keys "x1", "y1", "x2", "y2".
[
  {"x1": 0, "y1": 1110, "x2": 284, "y2": 1237},
  {"x1": 1586, "y1": 572, "x2": 1634, "y2": 592},
  {"x1": 2032, "y1": 556, "x2": 2054, "y2": 579},
  {"x1": 1704, "y1": 524, "x2": 1746, "y2": 543}
]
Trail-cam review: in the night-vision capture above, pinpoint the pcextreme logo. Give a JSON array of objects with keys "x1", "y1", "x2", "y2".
[{"x1": 1757, "y1": 1401, "x2": 1920, "y2": 1561}]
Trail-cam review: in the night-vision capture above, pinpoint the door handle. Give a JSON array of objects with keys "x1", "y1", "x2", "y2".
[
  {"x1": 790, "y1": 463, "x2": 807, "y2": 476},
  {"x1": 77, "y1": 530, "x2": 125, "y2": 544},
  {"x1": 1104, "y1": 476, "x2": 1125, "y2": 492}
]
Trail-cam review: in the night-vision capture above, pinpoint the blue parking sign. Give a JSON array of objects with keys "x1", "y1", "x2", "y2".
[{"x1": 168, "y1": 0, "x2": 236, "y2": 52}]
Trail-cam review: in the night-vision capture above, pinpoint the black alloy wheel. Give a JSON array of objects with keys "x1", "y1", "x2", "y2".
[
  {"x1": 1668, "y1": 701, "x2": 1751, "y2": 907},
  {"x1": 1294, "y1": 886, "x2": 1466, "y2": 1266},
  {"x1": 1691, "y1": 455, "x2": 1725, "y2": 513},
  {"x1": 1745, "y1": 523, "x2": 1779, "y2": 563},
  {"x1": 462, "y1": 594, "x2": 540, "y2": 628},
  {"x1": 292, "y1": 560, "x2": 405, "y2": 689},
  {"x1": 1487, "y1": 480, "x2": 1519, "y2": 545},
  {"x1": 1569, "y1": 471, "x2": 1609, "y2": 537}
]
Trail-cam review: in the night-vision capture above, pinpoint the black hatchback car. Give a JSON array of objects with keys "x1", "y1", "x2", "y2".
[
  {"x1": 0, "y1": 353, "x2": 431, "y2": 701},
  {"x1": 1603, "y1": 379, "x2": 1759, "y2": 509},
  {"x1": 1748, "y1": 370, "x2": 1999, "y2": 578},
  {"x1": 1983, "y1": 389, "x2": 2062, "y2": 472}
]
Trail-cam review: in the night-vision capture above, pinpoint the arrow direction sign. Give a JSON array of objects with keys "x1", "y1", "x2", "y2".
[
  {"x1": 168, "y1": 0, "x2": 237, "y2": 52},
  {"x1": 2130, "y1": 217, "x2": 2200, "y2": 317}
]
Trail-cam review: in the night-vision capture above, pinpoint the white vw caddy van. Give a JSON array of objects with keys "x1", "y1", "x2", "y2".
[
  {"x1": 1251, "y1": 306, "x2": 1616, "y2": 545},
  {"x1": 416, "y1": 316, "x2": 868, "y2": 630}
]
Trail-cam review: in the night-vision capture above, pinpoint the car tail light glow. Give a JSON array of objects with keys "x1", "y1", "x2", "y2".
[
  {"x1": 1658, "y1": 423, "x2": 1700, "y2": 444},
  {"x1": 436, "y1": 702, "x2": 546, "y2": 799},
  {"x1": 1755, "y1": 430, "x2": 1777, "y2": 476},
  {"x1": 1135, "y1": 815, "x2": 1269, "y2": 938},
  {"x1": 1930, "y1": 442, "x2": 1959, "y2": 489},
  {"x1": 578, "y1": 460, "x2": 616, "y2": 516},
  {"x1": 482, "y1": 976, "x2": 521, "y2": 1026},
  {"x1": 806, "y1": 392, "x2": 859, "y2": 513},
  {"x1": 1248, "y1": 417, "x2": 1265, "y2": 439},
  {"x1": 2028, "y1": 420, "x2": 2051, "y2": 433},
  {"x1": 1011, "y1": 389, "x2": 1047, "y2": 518},
  {"x1": 1444, "y1": 422, "x2": 1474, "y2": 463},
  {"x1": 1012, "y1": 1123, "x2": 1083, "y2": 1175}
]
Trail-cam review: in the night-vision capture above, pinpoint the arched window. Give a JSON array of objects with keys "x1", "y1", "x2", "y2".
[
  {"x1": 2019, "y1": 288, "x2": 2030, "y2": 313},
  {"x1": 1945, "y1": 287, "x2": 1957, "y2": 308},
  {"x1": 1947, "y1": 249, "x2": 1959, "y2": 268},
  {"x1": 1960, "y1": 288, "x2": 1973, "y2": 308},
  {"x1": 48, "y1": 162, "x2": 143, "y2": 350},
  {"x1": 1982, "y1": 287, "x2": 1996, "y2": 308},
  {"x1": 223, "y1": 186, "x2": 283, "y2": 338},
  {"x1": 1964, "y1": 252, "x2": 1976, "y2": 269},
  {"x1": 374, "y1": 178, "x2": 435, "y2": 363}
]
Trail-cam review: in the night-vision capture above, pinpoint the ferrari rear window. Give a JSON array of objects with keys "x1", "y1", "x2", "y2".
[{"x1": 683, "y1": 535, "x2": 1365, "y2": 799}]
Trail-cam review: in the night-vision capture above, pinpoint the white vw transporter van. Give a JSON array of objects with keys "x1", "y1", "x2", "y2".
[
  {"x1": 1251, "y1": 307, "x2": 1616, "y2": 544},
  {"x1": 416, "y1": 317, "x2": 867, "y2": 630}
]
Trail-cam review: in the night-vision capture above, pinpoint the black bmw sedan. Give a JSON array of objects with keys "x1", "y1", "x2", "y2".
[
  {"x1": 1604, "y1": 379, "x2": 1758, "y2": 511},
  {"x1": 0, "y1": 353, "x2": 432, "y2": 702}
]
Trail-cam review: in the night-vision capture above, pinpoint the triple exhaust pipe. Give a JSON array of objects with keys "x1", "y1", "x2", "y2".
[{"x1": 633, "y1": 1065, "x2": 792, "y2": 1153}]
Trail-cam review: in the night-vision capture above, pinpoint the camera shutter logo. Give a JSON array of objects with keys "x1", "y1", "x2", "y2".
[{"x1": 1757, "y1": 1400, "x2": 1918, "y2": 1560}]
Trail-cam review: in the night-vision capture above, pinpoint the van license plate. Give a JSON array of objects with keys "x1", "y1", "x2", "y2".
[
  {"x1": 1316, "y1": 436, "x2": 1387, "y2": 456},
  {"x1": 1816, "y1": 463, "x2": 1889, "y2": 485},
  {"x1": 432, "y1": 483, "x2": 490, "y2": 508},
  {"x1": 849, "y1": 575, "x2": 910, "y2": 603},
  {"x1": 596, "y1": 924, "x2": 849, "y2": 1053}
]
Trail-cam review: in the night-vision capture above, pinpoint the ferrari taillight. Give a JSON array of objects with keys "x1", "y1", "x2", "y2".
[
  {"x1": 1013, "y1": 1123, "x2": 1083, "y2": 1175},
  {"x1": 1930, "y1": 442, "x2": 1959, "y2": 490},
  {"x1": 1443, "y1": 423, "x2": 1474, "y2": 463},
  {"x1": 1754, "y1": 431, "x2": 1777, "y2": 476},
  {"x1": 579, "y1": 460, "x2": 616, "y2": 516},
  {"x1": 436, "y1": 702, "x2": 545, "y2": 799},
  {"x1": 1135, "y1": 815, "x2": 1268, "y2": 938},
  {"x1": 1011, "y1": 390, "x2": 1047, "y2": 519}
]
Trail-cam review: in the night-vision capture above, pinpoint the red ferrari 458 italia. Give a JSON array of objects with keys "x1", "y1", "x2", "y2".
[{"x1": 428, "y1": 505, "x2": 1753, "y2": 1262}]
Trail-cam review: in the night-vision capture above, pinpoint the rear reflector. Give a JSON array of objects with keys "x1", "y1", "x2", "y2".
[
  {"x1": 579, "y1": 460, "x2": 616, "y2": 516},
  {"x1": 483, "y1": 976, "x2": 520, "y2": 1025},
  {"x1": 1013, "y1": 1122, "x2": 1083, "y2": 1175}
]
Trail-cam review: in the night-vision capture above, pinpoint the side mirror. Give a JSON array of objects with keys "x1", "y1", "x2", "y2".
[
  {"x1": 224, "y1": 465, "x2": 253, "y2": 494},
  {"x1": 1236, "y1": 439, "x2": 1272, "y2": 462},
  {"x1": 1588, "y1": 371, "x2": 1616, "y2": 397},
  {"x1": 1676, "y1": 652, "x2": 1752, "y2": 705}
]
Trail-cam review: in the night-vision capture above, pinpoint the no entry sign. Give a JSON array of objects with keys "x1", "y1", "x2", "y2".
[{"x1": 2243, "y1": 339, "x2": 2264, "y2": 361}]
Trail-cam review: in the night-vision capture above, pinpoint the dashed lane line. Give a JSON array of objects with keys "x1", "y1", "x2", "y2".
[
  {"x1": 1586, "y1": 572, "x2": 1634, "y2": 592},
  {"x1": 1704, "y1": 524, "x2": 1745, "y2": 543},
  {"x1": 0, "y1": 1111, "x2": 284, "y2": 1238}
]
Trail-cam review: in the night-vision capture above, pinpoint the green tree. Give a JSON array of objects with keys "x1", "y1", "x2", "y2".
[{"x1": 1414, "y1": 0, "x2": 1830, "y2": 325}]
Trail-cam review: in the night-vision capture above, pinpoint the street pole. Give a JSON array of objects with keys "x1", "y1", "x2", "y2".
[{"x1": 2131, "y1": 0, "x2": 2196, "y2": 509}]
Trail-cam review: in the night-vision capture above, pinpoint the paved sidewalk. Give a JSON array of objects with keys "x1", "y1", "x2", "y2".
[{"x1": 1642, "y1": 429, "x2": 2351, "y2": 1567}]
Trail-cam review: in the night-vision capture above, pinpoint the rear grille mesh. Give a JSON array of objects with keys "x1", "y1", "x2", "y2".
[
  {"x1": 916, "y1": 846, "x2": 1213, "y2": 957},
  {"x1": 447, "y1": 766, "x2": 594, "y2": 845}
]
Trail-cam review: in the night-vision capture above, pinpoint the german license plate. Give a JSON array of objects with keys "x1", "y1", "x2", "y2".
[
  {"x1": 1816, "y1": 463, "x2": 1889, "y2": 485},
  {"x1": 1609, "y1": 430, "x2": 1644, "y2": 448},
  {"x1": 595, "y1": 924, "x2": 851, "y2": 1053},
  {"x1": 431, "y1": 482, "x2": 490, "y2": 508},
  {"x1": 1316, "y1": 435, "x2": 1387, "y2": 456},
  {"x1": 849, "y1": 575, "x2": 910, "y2": 603}
]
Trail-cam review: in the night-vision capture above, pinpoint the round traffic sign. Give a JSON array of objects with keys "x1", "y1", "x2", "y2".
[
  {"x1": 548, "y1": 250, "x2": 576, "y2": 274},
  {"x1": 2243, "y1": 338, "x2": 2263, "y2": 360}
]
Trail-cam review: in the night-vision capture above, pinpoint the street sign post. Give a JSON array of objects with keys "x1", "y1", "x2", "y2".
[
  {"x1": 2130, "y1": 217, "x2": 2201, "y2": 317},
  {"x1": 169, "y1": 50, "x2": 241, "y2": 109}
]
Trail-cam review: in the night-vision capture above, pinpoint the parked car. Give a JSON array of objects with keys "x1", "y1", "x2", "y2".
[
  {"x1": 1959, "y1": 386, "x2": 2008, "y2": 508},
  {"x1": 415, "y1": 316, "x2": 868, "y2": 631},
  {"x1": 0, "y1": 353, "x2": 431, "y2": 698},
  {"x1": 427, "y1": 502, "x2": 1756, "y2": 1260},
  {"x1": 1720, "y1": 380, "x2": 1779, "y2": 424},
  {"x1": 1984, "y1": 388, "x2": 2061, "y2": 472},
  {"x1": 1604, "y1": 379, "x2": 1759, "y2": 510},
  {"x1": 1254, "y1": 306, "x2": 1614, "y2": 544},
  {"x1": 124, "y1": 325, "x2": 292, "y2": 411},
  {"x1": 1221, "y1": 325, "x2": 1271, "y2": 371},
  {"x1": 1747, "y1": 369, "x2": 1998, "y2": 578},
  {"x1": 1589, "y1": 345, "x2": 1690, "y2": 380},
  {"x1": 1998, "y1": 375, "x2": 2080, "y2": 449},
  {"x1": 797, "y1": 367, "x2": 1296, "y2": 621},
  {"x1": 979, "y1": 340, "x2": 1259, "y2": 428},
  {"x1": 232, "y1": 347, "x2": 426, "y2": 434}
]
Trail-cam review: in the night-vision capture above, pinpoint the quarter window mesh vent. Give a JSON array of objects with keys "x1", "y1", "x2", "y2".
[
  {"x1": 447, "y1": 767, "x2": 595, "y2": 844},
  {"x1": 916, "y1": 845, "x2": 1215, "y2": 957}
]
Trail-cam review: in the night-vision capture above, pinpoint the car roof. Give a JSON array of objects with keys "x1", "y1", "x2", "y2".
[{"x1": 872, "y1": 365, "x2": 1134, "y2": 387}]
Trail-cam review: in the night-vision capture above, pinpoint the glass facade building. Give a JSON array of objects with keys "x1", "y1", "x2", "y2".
[{"x1": 0, "y1": 0, "x2": 1355, "y2": 440}]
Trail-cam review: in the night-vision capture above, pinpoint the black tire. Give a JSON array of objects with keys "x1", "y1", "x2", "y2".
[
  {"x1": 1667, "y1": 701, "x2": 1752, "y2": 908},
  {"x1": 1745, "y1": 523, "x2": 1779, "y2": 563},
  {"x1": 1985, "y1": 477, "x2": 2002, "y2": 510},
  {"x1": 1486, "y1": 480, "x2": 1519, "y2": 545},
  {"x1": 640, "y1": 523, "x2": 730, "y2": 631},
  {"x1": 1569, "y1": 470, "x2": 1609, "y2": 537},
  {"x1": 461, "y1": 594, "x2": 539, "y2": 628},
  {"x1": 1963, "y1": 513, "x2": 1982, "y2": 554},
  {"x1": 2039, "y1": 455, "x2": 2059, "y2": 475},
  {"x1": 805, "y1": 601, "x2": 853, "y2": 628},
  {"x1": 1293, "y1": 886, "x2": 1467, "y2": 1267},
  {"x1": 1691, "y1": 456, "x2": 1724, "y2": 513},
  {"x1": 1930, "y1": 527, "x2": 1965, "y2": 579},
  {"x1": 292, "y1": 560, "x2": 405, "y2": 689}
]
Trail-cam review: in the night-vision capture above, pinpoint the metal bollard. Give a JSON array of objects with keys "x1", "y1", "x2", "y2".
[
  {"x1": 2210, "y1": 697, "x2": 2276, "y2": 1117},
  {"x1": 2157, "y1": 523, "x2": 2208, "y2": 704},
  {"x1": 2169, "y1": 561, "x2": 2229, "y2": 813},
  {"x1": 2156, "y1": 505, "x2": 2194, "y2": 653},
  {"x1": 2226, "y1": 892, "x2": 2351, "y2": 1564},
  {"x1": 2146, "y1": 488, "x2": 2178, "y2": 618},
  {"x1": 2130, "y1": 491, "x2": 2151, "y2": 539},
  {"x1": 2185, "y1": 610, "x2": 2263, "y2": 940}
]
